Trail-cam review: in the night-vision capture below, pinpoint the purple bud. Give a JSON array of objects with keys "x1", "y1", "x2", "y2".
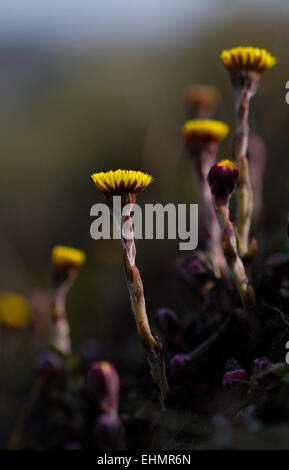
[
  {"x1": 94, "y1": 413, "x2": 125, "y2": 450},
  {"x1": 36, "y1": 350, "x2": 64, "y2": 378},
  {"x1": 87, "y1": 361, "x2": 120, "y2": 414},
  {"x1": 208, "y1": 159, "x2": 239, "y2": 205},
  {"x1": 154, "y1": 308, "x2": 181, "y2": 340},
  {"x1": 251, "y1": 357, "x2": 272, "y2": 377},
  {"x1": 176, "y1": 255, "x2": 209, "y2": 288},
  {"x1": 223, "y1": 369, "x2": 248, "y2": 390},
  {"x1": 170, "y1": 354, "x2": 191, "y2": 374}
]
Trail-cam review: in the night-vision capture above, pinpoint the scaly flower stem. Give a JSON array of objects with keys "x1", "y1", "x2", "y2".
[
  {"x1": 194, "y1": 149, "x2": 227, "y2": 279},
  {"x1": 121, "y1": 201, "x2": 169, "y2": 405},
  {"x1": 215, "y1": 202, "x2": 255, "y2": 313},
  {"x1": 234, "y1": 88, "x2": 254, "y2": 258},
  {"x1": 51, "y1": 283, "x2": 73, "y2": 356}
]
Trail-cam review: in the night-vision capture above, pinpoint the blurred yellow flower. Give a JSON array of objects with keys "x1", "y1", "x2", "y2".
[
  {"x1": 91, "y1": 169, "x2": 153, "y2": 195},
  {"x1": 221, "y1": 47, "x2": 276, "y2": 73},
  {"x1": 186, "y1": 85, "x2": 221, "y2": 105},
  {"x1": 182, "y1": 120, "x2": 229, "y2": 143},
  {"x1": 0, "y1": 292, "x2": 32, "y2": 328},
  {"x1": 51, "y1": 245, "x2": 86, "y2": 268}
]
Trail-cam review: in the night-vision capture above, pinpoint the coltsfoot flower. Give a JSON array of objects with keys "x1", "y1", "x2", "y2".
[
  {"x1": 221, "y1": 48, "x2": 276, "y2": 258},
  {"x1": 51, "y1": 245, "x2": 86, "y2": 269},
  {"x1": 51, "y1": 245, "x2": 85, "y2": 289},
  {"x1": 50, "y1": 245, "x2": 85, "y2": 355},
  {"x1": 221, "y1": 47, "x2": 276, "y2": 73},
  {"x1": 91, "y1": 169, "x2": 168, "y2": 404},
  {"x1": 182, "y1": 121, "x2": 229, "y2": 280},
  {"x1": 182, "y1": 120, "x2": 229, "y2": 146},
  {"x1": 207, "y1": 159, "x2": 239, "y2": 206},
  {"x1": 91, "y1": 169, "x2": 153, "y2": 199},
  {"x1": 0, "y1": 292, "x2": 32, "y2": 328}
]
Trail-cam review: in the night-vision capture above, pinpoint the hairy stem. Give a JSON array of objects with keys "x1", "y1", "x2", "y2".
[
  {"x1": 215, "y1": 202, "x2": 255, "y2": 312},
  {"x1": 121, "y1": 202, "x2": 169, "y2": 404},
  {"x1": 234, "y1": 88, "x2": 254, "y2": 258},
  {"x1": 51, "y1": 286, "x2": 72, "y2": 355}
]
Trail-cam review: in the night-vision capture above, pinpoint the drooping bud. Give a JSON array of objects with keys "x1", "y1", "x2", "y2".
[
  {"x1": 208, "y1": 159, "x2": 239, "y2": 206},
  {"x1": 251, "y1": 357, "x2": 272, "y2": 377},
  {"x1": 86, "y1": 361, "x2": 120, "y2": 415},
  {"x1": 223, "y1": 369, "x2": 248, "y2": 390}
]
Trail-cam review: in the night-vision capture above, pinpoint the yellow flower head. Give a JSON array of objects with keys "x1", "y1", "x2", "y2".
[
  {"x1": 221, "y1": 47, "x2": 277, "y2": 73},
  {"x1": 51, "y1": 245, "x2": 86, "y2": 269},
  {"x1": 182, "y1": 120, "x2": 229, "y2": 143},
  {"x1": 91, "y1": 169, "x2": 153, "y2": 196},
  {"x1": 0, "y1": 292, "x2": 32, "y2": 328}
]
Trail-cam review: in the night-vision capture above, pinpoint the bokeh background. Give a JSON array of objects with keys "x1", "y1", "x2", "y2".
[{"x1": 0, "y1": 0, "x2": 289, "y2": 446}]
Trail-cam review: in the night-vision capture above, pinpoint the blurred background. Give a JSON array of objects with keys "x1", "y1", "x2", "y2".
[{"x1": 0, "y1": 0, "x2": 289, "y2": 446}]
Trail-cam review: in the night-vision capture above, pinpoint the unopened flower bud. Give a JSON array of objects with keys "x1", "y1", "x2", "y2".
[
  {"x1": 154, "y1": 308, "x2": 181, "y2": 341},
  {"x1": 251, "y1": 357, "x2": 272, "y2": 377},
  {"x1": 208, "y1": 159, "x2": 239, "y2": 206},
  {"x1": 36, "y1": 350, "x2": 65, "y2": 380},
  {"x1": 170, "y1": 353, "x2": 191, "y2": 374},
  {"x1": 87, "y1": 361, "x2": 120, "y2": 414},
  {"x1": 223, "y1": 369, "x2": 248, "y2": 390}
]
